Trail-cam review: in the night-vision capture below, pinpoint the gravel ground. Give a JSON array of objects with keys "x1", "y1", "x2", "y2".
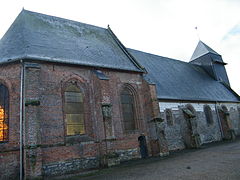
[{"x1": 61, "y1": 139, "x2": 240, "y2": 180}]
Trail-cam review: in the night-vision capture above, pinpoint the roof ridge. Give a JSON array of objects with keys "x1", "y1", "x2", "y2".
[
  {"x1": 0, "y1": 9, "x2": 143, "y2": 72},
  {"x1": 128, "y1": 48, "x2": 190, "y2": 64},
  {"x1": 22, "y1": 9, "x2": 107, "y2": 31}
]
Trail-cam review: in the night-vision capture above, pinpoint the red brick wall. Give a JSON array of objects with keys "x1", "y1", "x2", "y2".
[
  {"x1": 0, "y1": 61, "x2": 156, "y2": 178},
  {"x1": 23, "y1": 62, "x2": 155, "y2": 177},
  {"x1": 0, "y1": 63, "x2": 21, "y2": 179}
]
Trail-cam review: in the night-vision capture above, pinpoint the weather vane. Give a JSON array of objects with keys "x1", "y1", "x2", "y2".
[{"x1": 195, "y1": 26, "x2": 200, "y2": 40}]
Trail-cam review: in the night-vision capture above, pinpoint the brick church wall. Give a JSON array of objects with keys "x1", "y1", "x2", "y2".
[
  {"x1": 0, "y1": 63, "x2": 22, "y2": 179},
  {"x1": 0, "y1": 61, "x2": 155, "y2": 178},
  {"x1": 22, "y1": 61, "x2": 153, "y2": 177},
  {"x1": 1, "y1": 61, "x2": 239, "y2": 178}
]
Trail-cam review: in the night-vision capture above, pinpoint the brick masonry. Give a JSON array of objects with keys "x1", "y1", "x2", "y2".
[
  {"x1": 0, "y1": 61, "x2": 156, "y2": 179},
  {"x1": 0, "y1": 61, "x2": 239, "y2": 179},
  {"x1": 0, "y1": 63, "x2": 21, "y2": 180}
]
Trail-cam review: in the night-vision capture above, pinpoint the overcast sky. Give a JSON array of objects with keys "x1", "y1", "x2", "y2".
[{"x1": 0, "y1": 0, "x2": 239, "y2": 94}]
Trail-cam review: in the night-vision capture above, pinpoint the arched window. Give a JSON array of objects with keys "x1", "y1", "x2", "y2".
[
  {"x1": 165, "y1": 109, "x2": 174, "y2": 126},
  {"x1": 0, "y1": 84, "x2": 9, "y2": 142},
  {"x1": 204, "y1": 105, "x2": 213, "y2": 125},
  {"x1": 64, "y1": 82, "x2": 85, "y2": 135},
  {"x1": 121, "y1": 87, "x2": 136, "y2": 131}
]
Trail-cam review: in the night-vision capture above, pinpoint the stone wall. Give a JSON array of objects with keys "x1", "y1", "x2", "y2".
[
  {"x1": 159, "y1": 101, "x2": 240, "y2": 151},
  {"x1": 220, "y1": 103, "x2": 240, "y2": 136},
  {"x1": 43, "y1": 157, "x2": 99, "y2": 176}
]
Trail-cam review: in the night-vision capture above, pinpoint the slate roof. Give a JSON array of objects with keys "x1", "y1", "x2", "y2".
[
  {"x1": 128, "y1": 48, "x2": 240, "y2": 102},
  {"x1": 190, "y1": 41, "x2": 220, "y2": 61},
  {"x1": 0, "y1": 10, "x2": 143, "y2": 72}
]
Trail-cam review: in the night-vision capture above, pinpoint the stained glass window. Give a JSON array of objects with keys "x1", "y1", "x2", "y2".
[{"x1": 0, "y1": 84, "x2": 9, "y2": 142}]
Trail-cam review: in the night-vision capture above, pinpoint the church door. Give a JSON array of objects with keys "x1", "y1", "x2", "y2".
[{"x1": 138, "y1": 135, "x2": 148, "y2": 158}]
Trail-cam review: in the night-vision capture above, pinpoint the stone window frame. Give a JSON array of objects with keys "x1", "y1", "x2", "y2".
[
  {"x1": 0, "y1": 83, "x2": 9, "y2": 143},
  {"x1": 62, "y1": 78, "x2": 90, "y2": 137},
  {"x1": 120, "y1": 84, "x2": 140, "y2": 133},
  {"x1": 164, "y1": 108, "x2": 174, "y2": 126},
  {"x1": 203, "y1": 105, "x2": 214, "y2": 126}
]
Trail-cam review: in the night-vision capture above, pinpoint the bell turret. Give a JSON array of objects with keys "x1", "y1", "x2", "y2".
[{"x1": 190, "y1": 41, "x2": 230, "y2": 86}]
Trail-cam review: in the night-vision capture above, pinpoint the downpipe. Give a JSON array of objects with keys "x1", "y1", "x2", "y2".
[{"x1": 20, "y1": 60, "x2": 25, "y2": 180}]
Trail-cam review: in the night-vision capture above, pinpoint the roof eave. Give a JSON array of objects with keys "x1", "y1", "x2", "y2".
[
  {"x1": 0, "y1": 55, "x2": 144, "y2": 73},
  {"x1": 157, "y1": 97, "x2": 240, "y2": 103}
]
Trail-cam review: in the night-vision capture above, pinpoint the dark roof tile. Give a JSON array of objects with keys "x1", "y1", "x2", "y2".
[
  {"x1": 128, "y1": 48, "x2": 239, "y2": 102},
  {"x1": 0, "y1": 10, "x2": 143, "y2": 72}
]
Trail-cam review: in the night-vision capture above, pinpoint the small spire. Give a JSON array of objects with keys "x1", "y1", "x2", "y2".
[{"x1": 190, "y1": 41, "x2": 220, "y2": 61}]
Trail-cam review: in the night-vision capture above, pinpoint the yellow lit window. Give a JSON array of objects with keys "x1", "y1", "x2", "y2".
[
  {"x1": 0, "y1": 107, "x2": 8, "y2": 141},
  {"x1": 64, "y1": 83, "x2": 85, "y2": 135},
  {"x1": 0, "y1": 84, "x2": 9, "y2": 142}
]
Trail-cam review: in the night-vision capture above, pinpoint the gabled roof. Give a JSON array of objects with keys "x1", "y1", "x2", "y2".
[
  {"x1": 0, "y1": 10, "x2": 143, "y2": 72},
  {"x1": 190, "y1": 41, "x2": 220, "y2": 61},
  {"x1": 128, "y1": 48, "x2": 240, "y2": 102}
]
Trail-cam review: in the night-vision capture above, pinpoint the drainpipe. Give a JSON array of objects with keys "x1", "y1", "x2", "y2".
[
  {"x1": 20, "y1": 60, "x2": 25, "y2": 180},
  {"x1": 215, "y1": 102, "x2": 223, "y2": 139}
]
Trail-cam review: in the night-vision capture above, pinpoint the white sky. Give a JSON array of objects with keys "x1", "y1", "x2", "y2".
[{"x1": 0, "y1": 0, "x2": 239, "y2": 94}]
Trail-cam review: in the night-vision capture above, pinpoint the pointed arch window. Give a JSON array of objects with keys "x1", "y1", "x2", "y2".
[
  {"x1": 0, "y1": 84, "x2": 9, "y2": 142},
  {"x1": 165, "y1": 109, "x2": 174, "y2": 126},
  {"x1": 204, "y1": 105, "x2": 213, "y2": 125},
  {"x1": 121, "y1": 87, "x2": 136, "y2": 131},
  {"x1": 64, "y1": 83, "x2": 85, "y2": 135}
]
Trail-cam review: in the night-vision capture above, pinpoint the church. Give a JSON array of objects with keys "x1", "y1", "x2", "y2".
[{"x1": 0, "y1": 10, "x2": 239, "y2": 179}]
